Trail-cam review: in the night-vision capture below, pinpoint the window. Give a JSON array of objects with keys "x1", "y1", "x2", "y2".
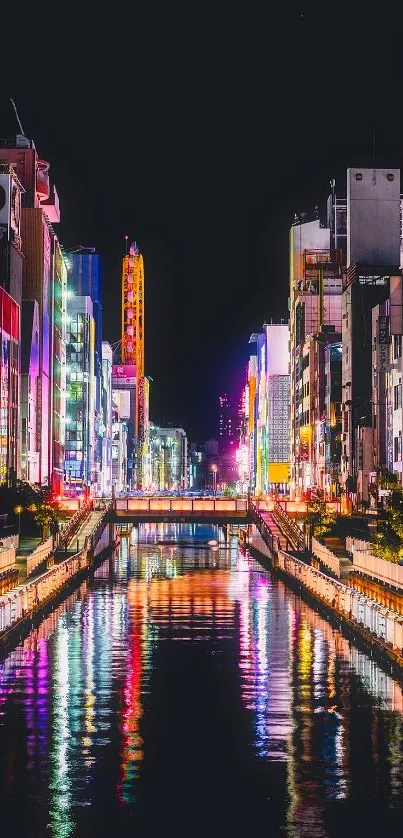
[
  {"x1": 394, "y1": 383, "x2": 402, "y2": 410},
  {"x1": 394, "y1": 335, "x2": 402, "y2": 360}
]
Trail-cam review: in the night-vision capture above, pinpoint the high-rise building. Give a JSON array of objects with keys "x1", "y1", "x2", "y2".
[
  {"x1": 121, "y1": 242, "x2": 147, "y2": 487},
  {"x1": 112, "y1": 364, "x2": 137, "y2": 491},
  {"x1": 149, "y1": 425, "x2": 188, "y2": 491},
  {"x1": 111, "y1": 393, "x2": 128, "y2": 493},
  {"x1": 101, "y1": 342, "x2": 113, "y2": 496},
  {"x1": 67, "y1": 248, "x2": 103, "y2": 492},
  {"x1": 0, "y1": 286, "x2": 20, "y2": 485},
  {"x1": 64, "y1": 296, "x2": 95, "y2": 493},
  {"x1": 0, "y1": 160, "x2": 23, "y2": 485},
  {"x1": 289, "y1": 205, "x2": 343, "y2": 498},
  {"x1": 20, "y1": 301, "x2": 40, "y2": 483},
  {"x1": 0, "y1": 134, "x2": 64, "y2": 491},
  {"x1": 342, "y1": 168, "x2": 401, "y2": 505},
  {"x1": 266, "y1": 323, "x2": 290, "y2": 491}
]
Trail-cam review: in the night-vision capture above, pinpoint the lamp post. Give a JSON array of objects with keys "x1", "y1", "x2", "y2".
[
  {"x1": 14, "y1": 505, "x2": 23, "y2": 539},
  {"x1": 211, "y1": 464, "x2": 218, "y2": 495}
]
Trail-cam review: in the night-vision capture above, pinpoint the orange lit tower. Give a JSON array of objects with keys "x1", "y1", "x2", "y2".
[{"x1": 121, "y1": 242, "x2": 146, "y2": 486}]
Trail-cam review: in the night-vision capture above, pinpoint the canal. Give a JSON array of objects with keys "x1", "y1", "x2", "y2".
[{"x1": 1, "y1": 524, "x2": 403, "y2": 837}]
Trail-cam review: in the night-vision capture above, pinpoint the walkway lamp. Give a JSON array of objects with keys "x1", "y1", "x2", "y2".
[{"x1": 14, "y1": 505, "x2": 23, "y2": 538}]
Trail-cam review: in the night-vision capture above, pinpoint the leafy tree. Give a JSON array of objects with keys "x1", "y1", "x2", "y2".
[
  {"x1": 378, "y1": 468, "x2": 400, "y2": 491},
  {"x1": 34, "y1": 502, "x2": 65, "y2": 540},
  {"x1": 306, "y1": 498, "x2": 336, "y2": 540},
  {"x1": 372, "y1": 506, "x2": 403, "y2": 562}
]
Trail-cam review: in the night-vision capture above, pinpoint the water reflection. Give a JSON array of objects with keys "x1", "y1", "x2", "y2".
[{"x1": 0, "y1": 525, "x2": 403, "y2": 835}]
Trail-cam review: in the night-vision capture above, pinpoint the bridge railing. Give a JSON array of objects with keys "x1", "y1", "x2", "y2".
[
  {"x1": 273, "y1": 501, "x2": 306, "y2": 551},
  {"x1": 114, "y1": 497, "x2": 248, "y2": 513}
]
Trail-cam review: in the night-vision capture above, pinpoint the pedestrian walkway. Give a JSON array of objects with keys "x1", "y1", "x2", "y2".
[
  {"x1": 322, "y1": 536, "x2": 354, "y2": 580},
  {"x1": 258, "y1": 510, "x2": 289, "y2": 552},
  {"x1": 67, "y1": 510, "x2": 106, "y2": 553},
  {"x1": 15, "y1": 537, "x2": 42, "y2": 583}
]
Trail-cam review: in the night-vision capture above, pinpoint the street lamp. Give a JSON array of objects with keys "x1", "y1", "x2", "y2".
[
  {"x1": 14, "y1": 505, "x2": 23, "y2": 538},
  {"x1": 211, "y1": 464, "x2": 218, "y2": 495}
]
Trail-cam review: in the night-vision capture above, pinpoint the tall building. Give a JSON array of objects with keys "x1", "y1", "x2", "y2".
[
  {"x1": 0, "y1": 134, "x2": 64, "y2": 491},
  {"x1": 101, "y1": 342, "x2": 113, "y2": 496},
  {"x1": 121, "y1": 242, "x2": 148, "y2": 487},
  {"x1": 342, "y1": 168, "x2": 401, "y2": 505},
  {"x1": 67, "y1": 248, "x2": 103, "y2": 492},
  {"x1": 219, "y1": 394, "x2": 233, "y2": 447},
  {"x1": 266, "y1": 323, "x2": 290, "y2": 491},
  {"x1": 20, "y1": 301, "x2": 40, "y2": 483},
  {"x1": 111, "y1": 392, "x2": 128, "y2": 493},
  {"x1": 241, "y1": 324, "x2": 290, "y2": 495},
  {"x1": 149, "y1": 425, "x2": 188, "y2": 491},
  {"x1": 64, "y1": 296, "x2": 95, "y2": 493},
  {"x1": 112, "y1": 364, "x2": 137, "y2": 491},
  {"x1": 289, "y1": 205, "x2": 343, "y2": 498},
  {"x1": 0, "y1": 286, "x2": 20, "y2": 485},
  {"x1": 0, "y1": 160, "x2": 23, "y2": 484}
]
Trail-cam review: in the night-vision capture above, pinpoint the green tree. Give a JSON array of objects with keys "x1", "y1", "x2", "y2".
[
  {"x1": 306, "y1": 498, "x2": 336, "y2": 540},
  {"x1": 34, "y1": 502, "x2": 65, "y2": 541},
  {"x1": 372, "y1": 506, "x2": 403, "y2": 562}
]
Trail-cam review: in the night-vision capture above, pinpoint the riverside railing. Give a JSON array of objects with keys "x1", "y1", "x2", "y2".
[
  {"x1": 311, "y1": 536, "x2": 341, "y2": 578},
  {"x1": 0, "y1": 505, "x2": 113, "y2": 640},
  {"x1": 58, "y1": 499, "x2": 94, "y2": 550},
  {"x1": 272, "y1": 501, "x2": 306, "y2": 551}
]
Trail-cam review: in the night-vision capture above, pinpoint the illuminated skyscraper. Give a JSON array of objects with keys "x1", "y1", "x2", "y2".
[
  {"x1": 66, "y1": 248, "x2": 103, "y2": 492},
  {"x1": 64, "y1": 296, "x2": 95, "y2": 491},
  {"x1": 0, "y1": 134, "x2": 66, "y2": 492},
  {"x1": 121, "y1": 242, "x2": 148, "y2": 488}
]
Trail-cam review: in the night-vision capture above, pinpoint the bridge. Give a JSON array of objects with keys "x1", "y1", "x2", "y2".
[{"x1": 109, "y1": 496, "x2": 250, "y2": 524}]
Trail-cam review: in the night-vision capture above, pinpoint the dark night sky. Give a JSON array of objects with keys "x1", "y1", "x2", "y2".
[{"x1": 2, "y1": 3, "x2": 403, "y2": 441}]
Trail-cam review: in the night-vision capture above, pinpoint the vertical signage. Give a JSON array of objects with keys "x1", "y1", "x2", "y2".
[{"x1": 377, "y1": 315, "x2": 389, "y2": 373}]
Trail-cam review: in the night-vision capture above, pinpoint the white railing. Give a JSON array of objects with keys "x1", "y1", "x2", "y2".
[
  {"x1": 352, "y1": 549, "x2": 403, "y2": 591},
  {"x1": 311, "y1": 537, "x2": 341, "y2": 577},
  {"x1": 0, "y1": 547, "x2": 16, "y2": 572},
  {"x1": 0, "y1": 548, "x2": 91, "y2": 635},
  {"x1": 26, "y1": 537, "x2": 54, "y2": 576},
  {"x1": 0, "y1": 534, "x2": 19, "y2": 550},
  {"x1": 277, "y1": 549, "x2": 403, "y2": 656},
  {"x1": 346, "y1": 536, "x2": 370, "y2": 554}
]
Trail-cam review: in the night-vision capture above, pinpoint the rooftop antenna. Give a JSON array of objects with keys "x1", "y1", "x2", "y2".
[
  {"x1": 9, "y1": 98, "x2": 25, "y2": 135},
  {"x1": 125, "y1": 235, "x2": 128, "y2": 254}
]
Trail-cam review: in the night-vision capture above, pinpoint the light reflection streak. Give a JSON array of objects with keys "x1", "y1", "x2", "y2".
[{"x1": 48, "y1": 620, "x2": 75, "y2": 837}]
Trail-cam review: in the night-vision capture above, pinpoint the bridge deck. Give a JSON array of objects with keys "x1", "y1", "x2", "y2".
[{"x1": 110, "y1": 497, "x2": 250, "y2": 523}]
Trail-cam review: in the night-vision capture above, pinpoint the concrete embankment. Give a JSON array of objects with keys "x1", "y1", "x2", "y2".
[
  {"x1": 248, "y1": 527, "x2": 403, "y2": 682},
  {"x1": 0, "y1": 518, "x2": 118, "y2": 657}
]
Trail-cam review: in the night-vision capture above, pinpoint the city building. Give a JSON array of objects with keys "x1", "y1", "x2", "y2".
[
  {"x1": 0, "y1": 286, "x2": 20, "y2": 485},
  {"x1": 289, "y1": 201, "x2": 343, "y2": 498},
  {"x1": 149, "y1": 425, "x2": 188, "y2": 491},
  {"x1": 64, "y1": 295, "x2": 95, "y2": 493},
  {"x1": 101, "y1": 341, "x2": 113, "y2": 496},
  {"x1": 20, "y1": 301, "x2": 40, "y2": 483},
  {"x1": 67, "y1": 248, "x2": 103, "y2": 492},
  {"x1": 121, "y1": 242, "x2": 148, "y2": 488},
  {"x1": 112, "y1": 364, "x2": 137, "y2": 491},
  {"x1": 342, "y1": 168, "x2": 401, "y2": 506},
  {"x1": 0, "y1": 134, "x2": 64, "y2": 491},
  {"x1": 111, "y1": 392, "x2": 128, "y2": 493},
  {"x1": 266, "y1": 323, "x2": 290, "y2": 492}
]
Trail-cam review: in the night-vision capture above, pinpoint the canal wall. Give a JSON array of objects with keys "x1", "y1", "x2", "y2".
[
  {"x1": 0, "y1": 516, "x2": 117, "y2": 655},
  {"x1": 249, "y1": 524, "x2": 403, "y2": 678}
]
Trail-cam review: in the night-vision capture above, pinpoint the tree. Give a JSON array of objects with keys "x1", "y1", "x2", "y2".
[
  {"x1": 372, "y1": 506, "x2": 403, "y2": 563},
  {"x1": 34, "y1": 502, "x2": 65, "y2": 541},
  {"x1": 306, "y1": 498, "x2": 336, "y2": 540}
]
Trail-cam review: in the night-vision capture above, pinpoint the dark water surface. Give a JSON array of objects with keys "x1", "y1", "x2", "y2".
[{"x1": 1, "y1": 523, "x2": 403, "y2": 837}]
